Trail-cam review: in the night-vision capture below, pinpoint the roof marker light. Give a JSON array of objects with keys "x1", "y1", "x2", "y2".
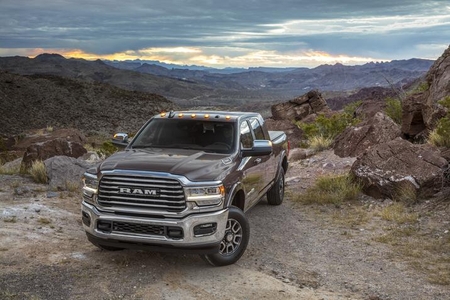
[
  {"x1": 191, "y1": 114, "x2": 196, "y2": 118},
  {"x1": 160, "y1": 112, "x2": 167, "y2": 117},
  {"x1": 225, "y1": 115, "x2": 231, "y2": 120},
  {"x1": 204, "y1": 114, "x2": 210, "y2": 119},
  {"x1": 178, "y1": 113, "x2": 184, "y2": 118}
]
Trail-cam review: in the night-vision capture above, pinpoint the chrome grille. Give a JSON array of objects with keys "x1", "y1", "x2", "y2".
[{"x1": 97, "y1": 174, "x2": 186, "y2": 211}]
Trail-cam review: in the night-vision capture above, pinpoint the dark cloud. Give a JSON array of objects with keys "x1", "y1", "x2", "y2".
[{"x1": 0, "y1": 0, "x2": 449, "y2": 65}]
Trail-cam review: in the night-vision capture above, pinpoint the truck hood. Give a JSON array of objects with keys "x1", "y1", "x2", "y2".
[{"x1": 98, "y1": 148, "x2": 235, "y2": 182}]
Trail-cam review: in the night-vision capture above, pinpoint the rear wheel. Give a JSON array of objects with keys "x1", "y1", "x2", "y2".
[
  {"x1": 200, "y1": 206, "x2": 250, "y2": 266},
  {"x1": 267, "y1": 167, "x2": 285, "y2": 205}
]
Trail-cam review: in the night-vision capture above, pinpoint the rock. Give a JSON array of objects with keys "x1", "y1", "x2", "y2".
[
  {"x1": 288, "y1": 148, "x2": 316, "y2": 161},
  {"x1": 44, "y1": 156, "x2": 95, "y2": 190},
  {"x1": 351, "y1": 137, "x2": 448, "y2": 199},
  {"x1": 21, "y1": 138, "x2": 87, "y2": 171},
  {"x1": 265, "y1": 118, "x2": 303, "y2": 149},
  {"x1": 46, "y1": 191, "x2": 59, "y2": 198},
  {"x1": 402, "y1": 45, "x2": 450, "y2": 138},
  {"x1": 334, "y1": 112, "x2": 401, "y2": 158},
  {"x1": 271, "y1": 90, "x2": 330, "y2": 121},
  {"x1": 14, "y1": 186, "x2": 31, "y2": 196},
  {"x1": 0, "y1": 157, "x2": 22, "y2": 172}
]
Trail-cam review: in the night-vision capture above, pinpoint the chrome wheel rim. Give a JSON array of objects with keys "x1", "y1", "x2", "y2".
[{"x1": 219, "y1": 218, "x2": 242, "y2": 255}]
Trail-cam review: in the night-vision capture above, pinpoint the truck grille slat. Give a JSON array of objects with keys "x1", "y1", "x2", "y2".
[
  {"x1": 99, "y1": 190, "x2": 184, "y2": 199},
  {"x1": 99, "y1": 185, "x2": 184, "y2": 194},
  {"x1": 97, "y1": 174, "x2": 186, "y2": 211},
  {"x1": 100, "y1": 181, "x2": 182, "y2": 189}
]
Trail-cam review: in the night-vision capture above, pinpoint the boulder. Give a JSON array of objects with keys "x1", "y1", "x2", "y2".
[
  {"x1": 271, "y1": 90, "x2": 330, "y2": 121},
  {"x1": 21, "y1": 138, "x2": 87, "y2": 171},
  {"x1": 351, "y1": 138, "x2": 448, "y2": 199},
  {"x1": 264, "y1": 118, "x2": 303, "y2": 148},
  {"x1": 44, "y1": 156, "x2": 97, "y2": 190},
  {"x1": 334, "y1": 112, "x2": 401, "y2": 158},
  {"x1": 402, "y1": 45, "x2": 450, "y2": 137}
]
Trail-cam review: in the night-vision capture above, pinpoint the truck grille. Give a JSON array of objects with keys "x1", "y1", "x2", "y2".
[
  {"x1": 112, "y1": 221, "x2": 165, "y2": 235},
  {"x1": 97, "y1": 174, "x2": 186, "y2": 211}
]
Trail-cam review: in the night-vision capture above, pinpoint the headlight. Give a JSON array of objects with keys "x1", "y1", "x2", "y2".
[
  {"x1": 82, "y1": 173, "x2": 99, "y2": 192},
  {"x1": 185, "y1": 185, "x2": 225, "y2": 206}
]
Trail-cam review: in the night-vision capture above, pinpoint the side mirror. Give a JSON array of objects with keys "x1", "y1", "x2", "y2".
[
  {"x1": 112, "y1": 133, "x2": 129, "y2": 148},
  {"x1": 242, "y1": 140, "x2": 273, "y2": 157}
]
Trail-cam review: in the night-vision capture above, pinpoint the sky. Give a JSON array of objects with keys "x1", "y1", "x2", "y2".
[{"x1": 0, "y1": 0, "x2": 449, "y2": 68}]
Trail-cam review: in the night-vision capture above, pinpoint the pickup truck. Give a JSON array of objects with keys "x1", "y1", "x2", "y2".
[{"x1": 81, "y1": 111, "x2": 289, "y2": 266}]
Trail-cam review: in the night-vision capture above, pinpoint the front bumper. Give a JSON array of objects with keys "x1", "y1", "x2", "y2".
[{"x1": 81, "y1": 201, "x2": 228, "y2": 253}]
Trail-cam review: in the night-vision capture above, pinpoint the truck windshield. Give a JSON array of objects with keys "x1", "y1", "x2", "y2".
[{"x1": 131, "y1": 119, "x2": 236, "y2": 154}]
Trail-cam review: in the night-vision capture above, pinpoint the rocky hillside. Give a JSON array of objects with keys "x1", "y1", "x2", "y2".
[
  {"x1": 0, "y1": 54, "x2": 219, "y2": 101},
  {"x1": 0, "y1": 71, "x2": 175, "y2": 135},
  {"x1": 0, "y1": 54, "x2": 433, "y2": 109}
]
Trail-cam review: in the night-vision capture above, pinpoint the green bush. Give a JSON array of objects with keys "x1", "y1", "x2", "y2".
[
  {"x1": 294, "y1": 174, "x2": 362, "y2": 205},
  {"x1": 428, "y1": 96, "x2": 450, "y2": 148},
  {"x1": 385, "y1": 97, "x2": 402, "y2": 125},
  {"x1": 296, "y1": 101, "x2": 362, "y2": 146},
  {"x1": 96, "y1": 141, "x2": 118, "y2": 158}
]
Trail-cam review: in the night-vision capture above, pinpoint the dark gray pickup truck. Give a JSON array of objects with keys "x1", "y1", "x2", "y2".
[{"x1": 81, "y1": 111, "x2": 289, "y2": 266}]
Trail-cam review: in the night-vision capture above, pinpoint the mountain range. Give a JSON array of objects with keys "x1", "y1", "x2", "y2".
[{"x1": 0, "y1": 54, "x2": 433, "y2": 108}]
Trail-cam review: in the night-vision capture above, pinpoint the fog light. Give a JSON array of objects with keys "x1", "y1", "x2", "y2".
[
  {"x1": 167, "y1": 227, "x2": 184, "y2": 239},
  {"x1": 97, "y1": 221, "x2": 112, "y2": 233},
  {"x1": 82, "y1": 211, "x2": 91, "y2": 226},
  {"x1": 194, "y1": 223, "x2": 217, "y2": 236}
]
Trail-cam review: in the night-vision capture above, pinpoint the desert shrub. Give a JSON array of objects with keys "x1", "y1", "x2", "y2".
[
  {"x1": 294, "y1": 174, "x2": 362, "y2": 205},
  {"x1": 96, "y1": 141, "x2": 118, "y2": 158},
  {"x1": 30, "y1": 160, "x2": 48, "y2": 184},
  {"x1": 385, "y1": 97, "x2": 402, "y2": 125},
  {"x1": 379, "y1": 202, "x2": 419, "y2": 224},
  {"x1": 308, "y1": 134, "x2": 333, "y2": 151},
  {"x1": 297, "y1": 101, "x2": 362, "y2": 147},
  {"x1": 428, "y1": 96, "x2": 450, "y2": 148}
]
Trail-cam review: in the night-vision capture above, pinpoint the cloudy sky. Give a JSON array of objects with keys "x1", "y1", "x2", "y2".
[{"x1": 1, "y1": 0, "x2": 449, "y2": 68}]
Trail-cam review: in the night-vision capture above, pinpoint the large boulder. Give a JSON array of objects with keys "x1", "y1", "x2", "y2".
[
  {"x1": 265, "y1": 118, "x2": 303, "y2": 148},
  {"x1": 21, "y1": 138, "x2": 87, "y2": 171},
  {"x1": 351, "y1": 138, "x2": 448, "y2": 199},
  {"x1": 334, "y1": 112, "x2": 401, "y2": 158},
  {"x1": 44, "y1": 156, "x2": 98, "y2": 190},
  {"x1": 271, "y1": 90, "x2": 330, "y2": 121},
  {"x1": 402, "y1": 45, "x2": 450, "y2": 137}
]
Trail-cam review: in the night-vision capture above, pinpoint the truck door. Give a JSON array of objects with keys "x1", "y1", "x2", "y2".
[
  {"x1": 249, "y1": 117, "x2": 277, "y2": 188},
  {"x1": 239, "y1": 119, "x2": 270, "y2": 210}
]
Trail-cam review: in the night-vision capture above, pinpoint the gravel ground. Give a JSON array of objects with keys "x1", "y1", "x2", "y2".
[{"x1": 1, "y1": 150, "x2": 449, "y2": 299}]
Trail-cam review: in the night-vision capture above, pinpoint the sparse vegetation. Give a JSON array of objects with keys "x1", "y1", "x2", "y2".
[
  {"x1": 428, "y1": 96, "x2": 450, "y2": 148},
  {"x1": 3, "y1": 216, "x2": 17, "y2": 223},
  {"x1": 308, "y1": 134, "x2": 334, "y2": 151},
  {"x1": 294, "y1": 174, "x2": 362, "y2": 206},
  {"x1": 392, "y1": 181, "x2": 418, "y2": 204},
  {"x1": 0, "y1": 163, "x2": 20, "y2": 175},
  {"x1": 29, "y1": 160, "x2": 48, "y2": 184},
  {"x1": 46, "y1": 125, "x2": 54, "y2": 132},
  {"x1": 96, "y1": 140, "x2": 118, "y2": 158},
  {"x1": 65, "y1": 180, "x2": 80, "y2": 192},
  {"x1": 385, "y1": 97, "x2": 402, "y2": 125},
  {"x1": 38, "y1": 217, "x2": 52, "y2": 225},
  {"x1": 297, "y1": 101, "x2": 362, "y2": 148},
  {"x1": 379, "y1": 202, "x2": 419, "y2": 224}
]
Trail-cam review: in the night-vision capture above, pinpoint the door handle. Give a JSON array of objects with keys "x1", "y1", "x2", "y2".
[{"x1": 254, "y1": 158, "x2": 262, "y2": 164}]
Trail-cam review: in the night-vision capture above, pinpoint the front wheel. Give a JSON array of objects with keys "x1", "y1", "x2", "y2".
[
  {"x1": 200, "y1": 206, "x2": 250, "y2": 266},
  {"x1": 267, "y1": 167, "x2": 285, "y2": 205}
]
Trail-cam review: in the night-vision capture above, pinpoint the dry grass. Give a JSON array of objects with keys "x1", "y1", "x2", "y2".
[
  {"x1": 332, "y1": 206, "x2": 370, "y2": 228},
  {"x1": 65, "y1": 180, "x2": 81, "y2": 192},
  {"x1": 428, "y1": 128, "x2": 450, "y2": 148},
  {"x1": 392, "y1": 181, "x2": 418, "y2": 204},
  {"x1": 37, "y1": 217, "x2": 51, "y2": 225},
  {"x1": 0, "y1": 163, "x2": 20, "y2": 175},
  {"x1": 308, "y1": 135, "x2": 333, "y2": 152},
  {"x1": 30, "y1": 160, "x2": 48, "y2": 184},
  {"x1": 379, "y1": 203, "x2": 419, "y2": 224},
  {"x1": 294, "y1": 174, "x2": 362, "y2": 206}
]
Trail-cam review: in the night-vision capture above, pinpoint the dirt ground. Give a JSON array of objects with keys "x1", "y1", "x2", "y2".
[{"x1": 1, "y1": 150, "x2": 449, "y2": 300}]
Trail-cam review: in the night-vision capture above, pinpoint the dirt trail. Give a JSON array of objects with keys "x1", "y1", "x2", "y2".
[{"x1": 1, "y1": 151, "x2": 449, "y2": 299}]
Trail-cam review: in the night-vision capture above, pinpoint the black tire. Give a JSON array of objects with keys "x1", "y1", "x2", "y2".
[
  {"x1": 267, "y1": 167, "x2": 285, "y2": 205},
  {"x1": 200, "y1": 206, "x2": 250, "y2": 267}
]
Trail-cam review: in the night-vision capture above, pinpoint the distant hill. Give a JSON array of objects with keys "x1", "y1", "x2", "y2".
[
  {"x1": 104, "y1": 57, "x2": 433, "y2": 96},
  {"x1": 0, "y1": 54, "x2": 434, "y2": 109},
  {"x1": 0, "y1": 71, "x2": 175, "y2": 135}
]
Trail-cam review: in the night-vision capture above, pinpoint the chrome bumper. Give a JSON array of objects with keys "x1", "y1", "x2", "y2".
[{"x1": 81, "y1": 201, "x2": 228, "y2": 248}]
